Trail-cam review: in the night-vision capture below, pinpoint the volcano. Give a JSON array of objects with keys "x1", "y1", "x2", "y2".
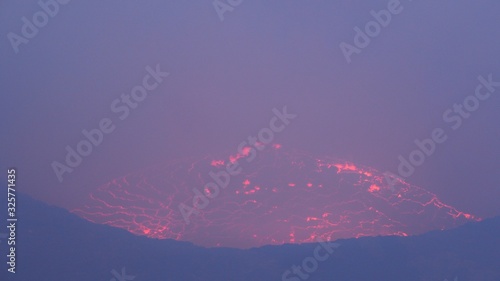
[{"x1": 72, "y1": 144, "x2": 478, "y2": 248}]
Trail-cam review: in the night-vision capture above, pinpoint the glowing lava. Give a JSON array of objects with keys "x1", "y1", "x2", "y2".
[{"x1": 72, "y1": 145, "x2": 478, "y2": 248}]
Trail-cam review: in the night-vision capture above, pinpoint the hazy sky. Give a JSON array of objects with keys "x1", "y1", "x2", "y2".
[{"x1": 1, "y1": 0, "x2": 499, "y2": 221}]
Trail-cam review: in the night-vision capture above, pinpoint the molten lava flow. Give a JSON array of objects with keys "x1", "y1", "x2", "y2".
[{"x1": 72, "y1": 145, "x2": 479, "y2": 248}]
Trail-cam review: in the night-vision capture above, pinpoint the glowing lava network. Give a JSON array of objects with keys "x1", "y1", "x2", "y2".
[{"x1": 72, "y1": 144, "x2": 478, "y2": 248}]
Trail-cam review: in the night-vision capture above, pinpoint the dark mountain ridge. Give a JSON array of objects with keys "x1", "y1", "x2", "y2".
[{"x1": 1, "y1": 193, "x2": 498, "y2": 281}]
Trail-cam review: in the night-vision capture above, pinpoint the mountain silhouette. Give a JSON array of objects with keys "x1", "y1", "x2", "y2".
[{"x1": 2, "y1": 193, "x2": 498, "y2": 281}]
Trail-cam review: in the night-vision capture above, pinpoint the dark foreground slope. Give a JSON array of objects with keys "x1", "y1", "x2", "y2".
[{"x1": 1, "y1": 194, "x2": 499, "y2": 281}]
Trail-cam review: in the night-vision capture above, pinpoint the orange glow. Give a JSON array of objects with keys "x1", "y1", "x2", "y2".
[
  {"x1": 333, "y1": 163, "x2": 375, "y2": 178},
  {"x1": 253, "y1": 141, "x2": 265, "y2": 148},
  {"x1": 463, "y1": 213, "x2": 474, "y2": 219},
  {"x1": 73, "y1": 146, "x2": 480, "y2": 248},
  {"x1": 334, "y1": 163, "x2": 358, "y2": 172},
  {"x1": 228, "y1": 146, "x2": 253, "y2": 163},
  {"x1": 243, "y1": 185, "x2": 261, "y2": 195},
  {"x1": 241, "y1": 146, "x2": 251, "y2": 156},
  {"x1": 229, "y1": 155, "x2": 238, "y2": 163},
  {"x1": 210, "y1": 160, "x2": 225, "y2": 167},
  {"x1": 368, "y1": 184, "x2": 380, "y2": 193}
]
